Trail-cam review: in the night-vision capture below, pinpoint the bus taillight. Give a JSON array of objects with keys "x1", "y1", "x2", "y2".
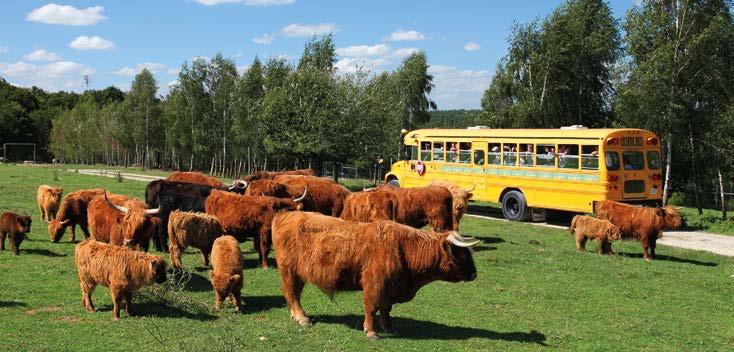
[
  {"x1": 606, "y1": 138, "x2": 619, "y2": 146},
  {"x1": 652, "y1": 173, "x2": 662, "y2": 181},
  {"x1": 646, "y1": 137, "x2": 658, "y2": 145},
  {"x1": 607, "y1": 175, "x2": 619, "y2": 182}
]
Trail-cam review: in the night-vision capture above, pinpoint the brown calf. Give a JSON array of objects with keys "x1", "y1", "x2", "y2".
[
  {"x1": 210, "y1": 235, "x2": 243, "y2": 312},
  {"x1": 75, "y1": 240, "x2": 167, "y2": 320},
  {"x1": 37, "y1": 185, "x2": 63, "y2": 222},
  {"x1": 167, "y1": 211, "x2": 226, "y2": 269},
  {"x1": 0, "y1": 212, "x2": 32, "y2": 255},
  {"x1": 569, "y1": 215, "x2": 623, "y2": 254}
]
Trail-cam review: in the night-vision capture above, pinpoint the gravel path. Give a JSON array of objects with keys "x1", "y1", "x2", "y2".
[{"x1": 71, "y1": 169, "x2": 164, "y2": 182}]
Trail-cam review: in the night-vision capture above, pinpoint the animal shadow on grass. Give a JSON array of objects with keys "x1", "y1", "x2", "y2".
[
  {"x1": 315, "y1": 314, "x2": 548, "y2": 344},
  {"x1": 471, "y1": 237, "x2": 504, "y2": 252},
  {"x1": 242, "y1": 295, "x2": 286, "y2": 314},
  {"x1": 177, "y1": 271, "x2": 212, "y2": 292},
  {"x1": 243, "y1": 258, "x2": 277, "y2": 269},
  {"x1": 0, "y1": 300, "x2": 28, "y2": 308},
  {"x1": 618, "y1": 252, "x2": 718, "y2": 267},
  {"x1": 96, "y1": 302, "x2": 216, "y2": 321},
  {"x1": 22, "y1": 248, "x2": 66, "y2": 257}
]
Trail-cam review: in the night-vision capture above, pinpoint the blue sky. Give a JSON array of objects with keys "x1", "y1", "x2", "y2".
[{"x1": 0, "y1": 0, "x2": 636, "y2": 109}]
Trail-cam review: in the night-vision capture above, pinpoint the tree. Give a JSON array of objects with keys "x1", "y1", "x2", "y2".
[
  {"x1": 615, "y1": 0, "x2": 734, "y2": 209},
  {"x1": 126, "y1": 69, "x2": 162, "y2": 168},
  {"x1": 395, "y1": 52, "x2": 437, "y2": 131},
  {"x1": 480, "y1": 0, "x2": 620, "y2": 128},
  {"x1": 206, "y1": 53, "x2": 239, "y2": 175}
]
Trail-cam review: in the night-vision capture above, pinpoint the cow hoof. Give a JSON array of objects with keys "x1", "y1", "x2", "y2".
[
  {"x1": 113, "y1": 317, "x2": 120, "y2": 321},
  {"x1": 297, "y1": 318, "x2": 312, "y2": 327},
  {"x1": 366, "y1": 332, "x2": 380, "y2": 340}
]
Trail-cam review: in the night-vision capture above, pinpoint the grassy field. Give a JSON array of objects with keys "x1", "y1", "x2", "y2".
[{"x1": 0, "y1": 163, "x2": 732, "y2": 351}]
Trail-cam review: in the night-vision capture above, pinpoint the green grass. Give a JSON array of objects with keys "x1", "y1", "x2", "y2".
[
  {"x1": 678, "y1": 207, "x2": 734, "y2": 236},
  {"x1": 1, "y1": 163, "x2": 732, "y2": 351}
]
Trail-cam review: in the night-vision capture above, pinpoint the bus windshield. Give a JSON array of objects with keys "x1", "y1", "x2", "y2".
[{"x1": 623, "y1": 151, "x2": 645, "y2": 170}]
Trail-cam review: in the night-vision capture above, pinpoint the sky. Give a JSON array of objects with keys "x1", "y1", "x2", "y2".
[{"x1": 0, "y1": 0, "x2": 638, "y2": 109}]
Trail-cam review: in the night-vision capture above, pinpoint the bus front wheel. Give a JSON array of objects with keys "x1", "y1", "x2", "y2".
[{"x1": 501, "y1": 190, "x2": 531, "y2": 221}]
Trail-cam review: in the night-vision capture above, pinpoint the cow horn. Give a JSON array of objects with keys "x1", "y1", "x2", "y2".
[
  {"x1": 673, "y1": 206, "x2": 683, "y2": 210},
  {"x1": 144, "y1": 207, "x2": 161, "y2": 216},
  {"x1": 363, "y1": 187, "x2": 377, "y2": 192},
  {"x1": 261, "y1": 192, "x2": 266, "y2": 197},
  {"x1": 60, "y1": 219, "x2": 72, "y2": 226},
  {"x1": 294, "y1": 187, "x2": 308, "y2": 202},
  {"x1": 446, "y1": 232, "x2": 480, "y2": 247},
  {"x1": 103, "y1": 191, "x2": 128, "y2": 213},
  {"x1": 464, "y1": 184, "x2": 476, "y2": 193},
  {"x1": 228, "y1": 180, "x2": 247, "y2": 190}
]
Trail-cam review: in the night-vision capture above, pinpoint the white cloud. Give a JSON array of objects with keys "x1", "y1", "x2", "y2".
[
  {"x1": 336, "y1": 44, "x2": 391, "y2": 57},
  {"x1": 335, "y1": 57, "x2": 390, "y2": 74},
  {"x1": 69, "y1": 36, "x2": 116, "y2": 51},
  {"x1": 168, "y1": 80, "x2": 180, "y2": 87},
  {"x1": 428, "y1": 64, "x2": 491, "y2": 109},
  {"x1": 27, "y1": 4, "x2": 106, "y2": 26},
  {"x1": 384, "y1": 29, "x2": 426, "y2": 42},
  {"x1": 464, "y1": 42, "x2": 480, "y2": 52},
  {"x1": 195, "y1": 0, "x2": 295, "y2": 5},
  {"x1": 391, "y1": 47, "x2": 420, "y2": 58},
  {"x1": 24, "y1": 49, "x2": 62, "y2": 62},
  {"x1": 0, "y1": 60, "x2": 95, "y2": 91},
  {"x1": 115, "y1": 62, "x2": 166, "y2": 76},
  {"x1": 167, "y1": 67, "x2": 181, "y2": 75},
  {"x1": 281, "y1": 23, "x2": 337, "y2": 37},
  {"x1": 0, "y1": 46, "x2": 9, "y2": 54},
  {"x1": 253, "y1": 33, "x2": 275, "y2": 45}
]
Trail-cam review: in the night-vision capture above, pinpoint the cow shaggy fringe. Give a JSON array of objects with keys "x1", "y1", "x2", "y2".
[
  {"x1": 167, "y1": 211, "x2": 226, "y2": 269},
  {"x1": 167, "y1": 172, "x2": 224, "y2": 188},
  {"x1": 75, "y1": 240, "x2": 166, "y2": 320},
  {"x1": 210, "y1": 235, "x2": 243, "y2": 312}
]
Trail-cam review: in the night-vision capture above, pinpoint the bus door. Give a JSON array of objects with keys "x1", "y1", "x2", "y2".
[
  {"x1": 471, "y1": 141, "x2": 487, "y2": 192},
  {"x1": 619, "y1": 137, "x2": 647, "y2": 199}
]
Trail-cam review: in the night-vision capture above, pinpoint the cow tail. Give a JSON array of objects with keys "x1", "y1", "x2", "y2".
[{"x1": 568, "y1": 216, "x2": 577, "y2": 234}]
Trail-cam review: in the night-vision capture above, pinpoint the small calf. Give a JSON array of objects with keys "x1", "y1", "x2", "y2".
[
  {"x1": 0, "y1": 212, "x2": 32, "y2": 255},
  {"x1": 569, "y1": 215, "x2": 622, "y2": 255},
  {"x1": 37, "y1": 185, "x2": 63, "y2": 222},
  {"x1": 167, "y1": 211, "x2": 226, "y2": 269},
  {"x1": 75, "y1": 240, "x2": 167, "y2": 320},
  {"x1": 210, "y1": 235, "x2": 243, "y2": 312}
]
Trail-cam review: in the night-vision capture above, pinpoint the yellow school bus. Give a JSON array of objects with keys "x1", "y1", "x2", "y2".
[{"x1": 385, "y1": 126, "x2": 663, "y2": 221}]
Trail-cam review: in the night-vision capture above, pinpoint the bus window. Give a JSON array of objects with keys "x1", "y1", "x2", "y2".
[
  {"x1": 446, "y1": 141, "x2": 458, "y2": 162},
  {"x1": 536, "y1": 145, "x2": 556, "y2": 167},
  {"x1": 623, "y1": 151, "x2": 644, "y2": 170},
  {"x1": 488, "y1": 143, "x2": 501, "y2": 165},
  {"x1": 647, "y1": 151, "x2": 661, "y2": 170},
  {"x1": 410, "y1": 146, "x2": 418, "y2": 160},
  {"x1": 459, "y1": 142, "x2": 472, "y2": 164},
  {"x1": 581, "y1": 145, "x2": 599, "y2": 170},
  {"x1": 605, "y1": 151, "x2": 620, "y2": 170},
  {"x1": 420, "y1": 142, "x2": 432, "y2": 161},
  {"x1": 473, "y1": 149, "x2": 485, "y2": 165},
  {"x1": 519, "y1": 144, "x2": 534, "y2": 166},
  {"x1": 503, "y1": 143, "x2": 517, "y2": 166},
  {"x1": 433, "y1": 142, "x2": 445, "y2": 162},
  {"x1": 558, "y1": 144, "x2": 579, "y2": 169}
]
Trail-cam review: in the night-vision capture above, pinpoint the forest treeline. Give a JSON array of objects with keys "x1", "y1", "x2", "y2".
[{"x1": 1, "y1": 0, "x2": 732, "y2": 210}]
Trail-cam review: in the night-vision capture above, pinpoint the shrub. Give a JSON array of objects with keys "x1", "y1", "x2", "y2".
[{"x1": 667, "y1": 192, "x2": 685, "y2": 206}]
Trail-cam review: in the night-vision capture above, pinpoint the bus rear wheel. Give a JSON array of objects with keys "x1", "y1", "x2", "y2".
[{"x1": 501, "y1": 190, "x2": 531, "y2": 221}]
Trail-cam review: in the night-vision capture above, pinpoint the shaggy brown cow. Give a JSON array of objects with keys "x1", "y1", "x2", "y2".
[
  {"x1": 243, "y1": 169, "x2": 315, "y2": 182},
  {"x1": 167, "y1": 211, "x2": 226, "y2": 269},
  {"x1": 0, "y1": 212, "x2": 32, "y2": 255},
  {"x1": 272, "y1": 211, "x2": 479, "y2": 339},
  {"x1": 428, "y1": 180, "x2": 475, "y2": 223},
  {"x1": 37, "y1": 185, "x2": 63, "y2": 222},
  {"x1": 363, "y1": 185, "x2": 456, "y2": 231},
  {"x1": 569, "y1": 215, "x2": 623, "y2": 254},
  {"x1": 167, "y1": 171, "x2": 225, "y2": 188},
  {"x1": 210, "y1": 235, "x2": 243, "y2": 312},
  {"x1": 75, "y1": 240, "x2": 167, "y2": 320},
  {"x1": 244, "y1": 179, "x2": 291, "y2": 198},
  {"x1": 273, "y1": 175, "x2": 349, "y2": 216},
  {"x1": 341, "y1": 189, "x2": 399, "y2": 223},
  {"x1": 205, "y1": 189, "x2": 307, "y2": 268},
  {"x1": 87, "y1": 192, "x2": 160, "y2": 251},
  {"x1": 49, "y1": 188, "x2": 104, "y2": 243},
  {"x1": 595, "y1": 201, "x2": 682, "y2": 260}
]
